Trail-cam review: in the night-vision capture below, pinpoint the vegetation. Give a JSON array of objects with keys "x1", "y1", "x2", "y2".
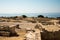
[
  {"x1": 22, "y1": 15, "x2": 27, "y2": 18},
  {"x1": 37, "y1": 15, "x2": 44, "y2": 18},
  {"x1": 57, "y1": 17, "x2": 60, "y2": 20}
]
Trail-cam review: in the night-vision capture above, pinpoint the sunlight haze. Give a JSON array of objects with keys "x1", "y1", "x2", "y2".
[{"x1": 0, "y1": 0, "x2": 60, "y2": 14}]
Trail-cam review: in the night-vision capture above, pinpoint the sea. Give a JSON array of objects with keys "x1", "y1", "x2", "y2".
[{"x1": 0, "y1": 13, "x2": 60, "y2": 18}]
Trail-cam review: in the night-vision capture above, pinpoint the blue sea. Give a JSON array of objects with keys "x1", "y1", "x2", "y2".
[{"x1": 0, "y1": 13, "x2": 60, "y2": 17}]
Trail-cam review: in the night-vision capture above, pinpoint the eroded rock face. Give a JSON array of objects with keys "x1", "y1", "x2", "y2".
[
  {"x1": 0, "y1": 25, "x2": 18, "y2": 37},
  {"x1": 41, "y1": 29, "x2": 60, "y2": 40},
  {"x1": 25, "y1": 30, "x2": 35, "y2": 40}
]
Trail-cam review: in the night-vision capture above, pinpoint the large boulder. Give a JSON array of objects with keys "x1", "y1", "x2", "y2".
[{"x1": 0, "y1": 25, "x2": 18, "y2": 37}]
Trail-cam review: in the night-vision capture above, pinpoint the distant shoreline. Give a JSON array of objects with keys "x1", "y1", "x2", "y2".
[{"x1": 0, "y1": 13, "x2": 60, "y2": 17}]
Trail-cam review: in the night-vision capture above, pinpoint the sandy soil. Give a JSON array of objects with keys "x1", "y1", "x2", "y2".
[{"x1": 0, "y1": 21, "x2": 60, "y2": 40}]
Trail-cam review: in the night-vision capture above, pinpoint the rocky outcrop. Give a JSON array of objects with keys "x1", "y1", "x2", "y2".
[{"x1": 0, "y1": 25, "x2": 18, "y2": 37}]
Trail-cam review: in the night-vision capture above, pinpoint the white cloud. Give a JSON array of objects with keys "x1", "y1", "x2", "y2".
[
  {"x1": 0, "y1": 9, "x2": 17, "y2": 13},
  {"x1": 0, "y1": 7, "x2": 60, "y2": 14}
]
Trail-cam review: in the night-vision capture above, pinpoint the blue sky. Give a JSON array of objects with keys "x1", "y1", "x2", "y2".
[{"x1": 0, "y1": 0, "x2": 60, "y2": 14}]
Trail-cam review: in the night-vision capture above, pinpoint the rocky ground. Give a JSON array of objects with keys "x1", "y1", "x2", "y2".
[{"x1": 0, "y1": 17, "x2": 60, "y2": 40}]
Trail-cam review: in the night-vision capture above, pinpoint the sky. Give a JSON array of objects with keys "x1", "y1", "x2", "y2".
[{"x1": 0, "y1": 0, "x2": 60, "y2": 14}]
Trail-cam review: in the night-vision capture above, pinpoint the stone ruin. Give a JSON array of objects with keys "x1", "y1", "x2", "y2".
[
  {"x1": 41, "y1": 29, "x2": 60, "y2": 40},
  {"x1": 24, "y1": 23, "x2": 60, "y2": 40},
  {"x1": 24, "y1": 29, "x2": 35, "y2": 40},
  {"x1": 24, "y1": 24, "x2": 42, "y2": 40},
  {"x1": 0, "y1": 25, "x2": 19, "y2": 37}
]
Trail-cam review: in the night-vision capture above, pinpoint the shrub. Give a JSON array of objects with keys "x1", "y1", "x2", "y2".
[{"x1": 38, "y1": 15, "x2": 44, "y2": 18}]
